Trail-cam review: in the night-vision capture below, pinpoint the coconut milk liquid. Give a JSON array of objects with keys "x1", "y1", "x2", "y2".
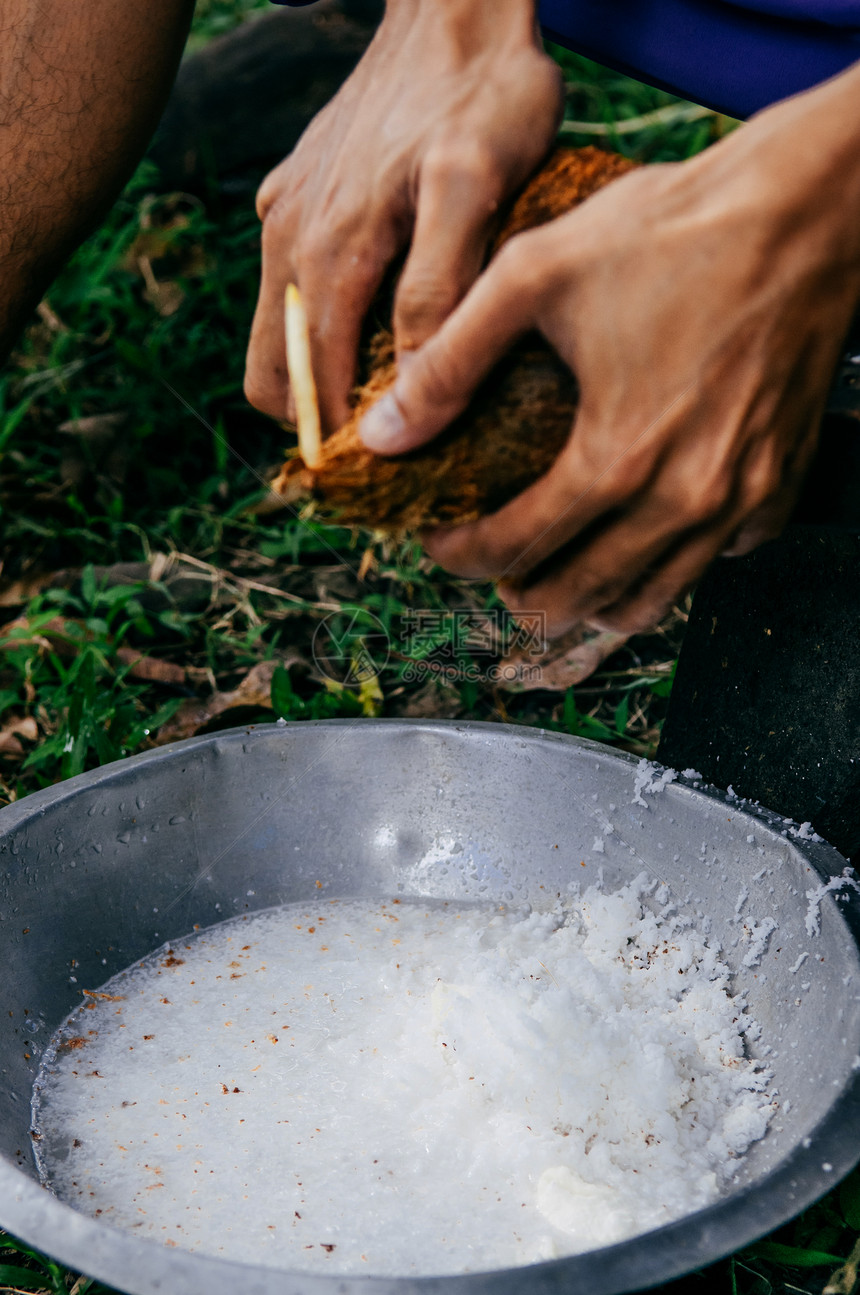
[{"x1": 32, "y1": 885, "x2": 775, "y2": 1275}]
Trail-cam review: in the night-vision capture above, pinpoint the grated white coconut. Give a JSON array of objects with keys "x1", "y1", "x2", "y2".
[
  {"x1": 32, "y1": 880, "x2": 775, "y2": 1276},
  {"x1": 631, "y1": 760, "x2": 678, "y2": 808},
  {"x1": 805, "y1": 868, "x2": 860, "y2": 937}
]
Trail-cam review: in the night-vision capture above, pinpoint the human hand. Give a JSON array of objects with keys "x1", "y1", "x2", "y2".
[
  {"x1": 359, "y1": 72, "x2": 860, "y2": 636},
  {"x1": 244, "y1": 0, "x2": 562, "y2": 433}
]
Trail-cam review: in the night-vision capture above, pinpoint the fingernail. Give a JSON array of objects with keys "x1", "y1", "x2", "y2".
[{"x1": 359, "y1": 391, "x2": 406, "y2": 452}]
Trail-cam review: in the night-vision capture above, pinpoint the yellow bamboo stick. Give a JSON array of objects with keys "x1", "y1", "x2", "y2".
[{"x1": 284, "y1": 283, "x2": 322, "y2": 469}]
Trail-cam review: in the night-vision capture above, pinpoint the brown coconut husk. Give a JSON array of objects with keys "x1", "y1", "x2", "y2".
[{"x1": 273, "y1": 146, "x2": 637, "y2": 533}]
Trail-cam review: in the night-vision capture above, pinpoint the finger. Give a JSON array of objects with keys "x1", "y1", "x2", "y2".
[
  {"x1": 422, "y1": 407, "x2": 659, "y2": 580},
  {"x1": 588, "y1": 522, "x2": 742, "y2": 635},
  {"x1": 359, "y1": 234, "x2": 544, "y2": 454},
  {"x1": 246, "y1": 206, "x2": 399, "y2": 432},
  {"x1": 393, "y1": 144, "x2": 504, "y2": 355},
  {"x1": 494, "y1": 493, "x2": 704, "y2": 637},
  {"x1": 503, "y1": 517, "x2": 737, "y2": 640},
  {"x1": 285, "y1": 386, "x2": 297, "y2": 426},
  {"x1": 244, "y1": 231, "x2": 294, "y2": 421},
  {"x1": 298, "y1": 235, "x2": 397, "y2": 432},
  {"x1": 721, "y1": 433, "x2": 817, "y2": 556},
  {"x1": 423, "y1": 469, "x2": 595, "y2": 582},
  {"x1": 721, "y1": 498, "x2": 792, "y2": 557}
]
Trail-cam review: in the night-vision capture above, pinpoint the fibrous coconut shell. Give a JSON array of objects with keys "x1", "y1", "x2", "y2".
[{"x1": 273, "y1": 146, "x2": 637, "y2": 533}]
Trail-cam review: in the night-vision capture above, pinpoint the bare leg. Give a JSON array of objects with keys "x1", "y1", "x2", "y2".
[{"x1": 0, "y1": 0, "x2": 195, "y2": 357}]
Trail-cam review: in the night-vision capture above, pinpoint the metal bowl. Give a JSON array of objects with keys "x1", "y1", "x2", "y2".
[{"x1": 2, "y1": 719, "x2": 860, "y2": 1295}]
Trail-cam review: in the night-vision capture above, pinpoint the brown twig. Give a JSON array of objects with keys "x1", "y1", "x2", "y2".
[{"x1": 824, "y1": 1235, "x2": 860, "y2": 1295}]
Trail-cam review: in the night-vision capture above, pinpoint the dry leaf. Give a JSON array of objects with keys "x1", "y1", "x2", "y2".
[
  {"x1": 0, "y1": 714, "x2": 39, "y2": 756},
  {"x1": 138, "y1": 255, "x2": 185, "y2": 317},
  {"x1": 357, "y1": 545, "x2": 376, "y2": 582},
  {"x1": 0, "y1": 551, "x2": 323, "y2": 615},
  {"x1": 36, "y1": 299, "x2": 69, "y2": 334},
  {"x1": 0, "y1": 556, "x2": 167, "y2": 610},
  {"x1": 58, "y1": 409, "x2": 132, "y2": 490},
  {"x1": 115, "y1": 649, "x2": 186, "y2": 686},
  {"x1": 497, "y1": 624, "x2": 628, "y2": 693},
  {"x1": 1, "y1": 615, "x2": 186, "y2": 685},
  {"x1": 389, "y1": 679, "x2": 462, "y2": 719},
  {"x1": 58, "y1": 413, "x2": 127, "y2": 442},
  {"x1": 154, "y1": 656, "x2": 304, "y2": 745},
  {"x1": 0, "y1": 614, "x2": 77, "y2": 656},
  {"x1": 0, "y1": 568, "x2": 80, "y2": 608},
  {"x1": 244, "y1": 467, "x2": 294, "y2": 516}
]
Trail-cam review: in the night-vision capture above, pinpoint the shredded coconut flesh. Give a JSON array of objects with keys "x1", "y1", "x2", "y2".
[{"x1": 32, "y1": 883, "x2": 774, "y2": 1275}]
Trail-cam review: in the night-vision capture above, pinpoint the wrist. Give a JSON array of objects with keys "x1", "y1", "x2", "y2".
[
  {"x1": 382, "y1": 0, "x2": 539, "y2": 52},
  {"x1": 674, "y1": 62, "x2": 860, "y2": 302},
  {"x1": 737, "y1": 63, "x2": 860, "y2": 275}
]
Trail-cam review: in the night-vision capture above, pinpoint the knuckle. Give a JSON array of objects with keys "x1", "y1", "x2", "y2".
[
  {"x1": 598, "y1": 600, "x2": 664, "y2": 635},
  {"x1": 395, "y1": 275, "x2": 457, "y2": 336},
  {"x1": 255, "y1": 189, "x2": 271, "y2": 224},
  {"x1": 242, "y1": 374, "x2": 263, "y2": 411},
  {"x1": 667, "y1": 462, "x2": 733, "y2": 527},
  {"x1": 592, "y1": 605, "x2": 638, "y2": 634},
  {"x1": 243, "y1": 361, "x2": 286, "y2": 418},
  {"x1": 293, "y1": 227, "x2": 330, "y2": 273},
  {"x1": 611, "y1": 453, "x2": 650, "y2": 498},
  {"x1": 499, "y1": 581, "x2": 527, "y2": 615},
  {"x1": 424, "y1": 138, "x2": 505, "y2": 198},
  {"x1": 243, "y1": 373, "x2": 268, "y2": 414},
  {"x1": 738, "y1": 446, "x2": 783, "y2": 514},
  {"x1": 454, "y1": 515, "x2": 518, "y2": 578},
  {"x1": 256, "y1": 157, "x2": 295, "y2": 223},
  {"x1": 578, "y1": 567, "x2": 626, "y2": 612},
  {"x1": 492, "y1": 233, "x2": 549, "y2": 305},
  {"x1": 349, "y1": 238, "x2": 388, "y2": 283},
  {"x1": 576, "y1": 437, "x2": 647, "y2": 501},
  {"x1": 723, "y1": 529, "x2": 761, "y2": 558},
  {"x1": 520, "y1": 50, "x2": 565, "y2": 116},
  {"x1": 255, "y1": 177, "x2": 279, "y2": 224},
  {"x1": 409, "y1": 345, "x2": 462, "y2": 412},
  {"x1": 670, "y1": 485, "x2": 711, "y2": 527},
  {"x1": 295, "y1": 228, "x2": 380, "y2": 289},
  {"x1": 595, "y1": 575, "x2": 686, "y2": 633},
  {"x1": 489, "y1": 54, "x2": 563, "y2": 150},
  {"x1": 259, "y1": 206, "x2": 297, "y2": 268}
]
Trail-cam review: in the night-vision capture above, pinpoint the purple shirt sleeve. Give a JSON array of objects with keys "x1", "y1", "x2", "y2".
[
  {"x1": 539, "y1": 0, "x2": 860, "y2": 116},
  {"x1": 735, "y1": 0, "x2": 860, "y2": 22},
  {"x1": 271, "y1": 0, "x2": 860, "y2": 118}
]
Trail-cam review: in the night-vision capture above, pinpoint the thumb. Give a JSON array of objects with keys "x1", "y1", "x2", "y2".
[{"x1": 359, "y1": 236, "x2": 539, "y2": 455}]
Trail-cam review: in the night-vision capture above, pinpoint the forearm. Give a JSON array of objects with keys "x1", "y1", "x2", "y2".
[{"x1": 0, "y1": 0, "x2": 194, "y2": 357}]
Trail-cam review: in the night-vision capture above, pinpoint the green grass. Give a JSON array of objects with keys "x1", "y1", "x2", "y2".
[{"x1": 0, "y1": 10, "x2": 850, "y2": 1295}]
